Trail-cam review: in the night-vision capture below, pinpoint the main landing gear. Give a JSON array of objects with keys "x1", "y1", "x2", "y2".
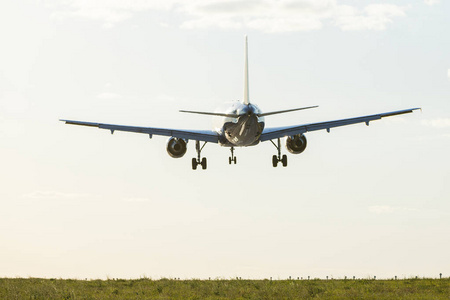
[
  {"x1": 192, "y1": 140, "x2": 207, "y2": 170},
  {"x1": 229, "y1": 147, "x2": 237, "y2": 165},
  {"x1": 270, "y1": 138, "x2": 287, "y2": 167}
]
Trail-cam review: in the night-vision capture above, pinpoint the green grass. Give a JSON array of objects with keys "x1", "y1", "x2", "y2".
[{"x1": 1, "y1": 277, "x2": 449, "y2": 299}]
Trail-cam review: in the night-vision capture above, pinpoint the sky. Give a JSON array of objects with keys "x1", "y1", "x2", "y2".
[{"x1": 0, "y1": 0, "x2": 449, "y2": 280}]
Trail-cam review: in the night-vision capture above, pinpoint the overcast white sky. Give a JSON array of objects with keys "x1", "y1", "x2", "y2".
[{"x1": 1, "y1": 0, "x2": 449, "y2": 280}]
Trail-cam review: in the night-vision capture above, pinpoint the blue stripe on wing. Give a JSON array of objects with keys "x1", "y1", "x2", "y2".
[
  {"x1": 260, "y1": 108, "x2": 420, "y2": 142},
  {"x1": 60, "y1": 120, "x2": 219, "y2": 143}
]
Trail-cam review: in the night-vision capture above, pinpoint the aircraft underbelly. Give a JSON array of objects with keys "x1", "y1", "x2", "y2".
[{"x1": 223, "y1": 116, "x2": 264, "y2": 146}]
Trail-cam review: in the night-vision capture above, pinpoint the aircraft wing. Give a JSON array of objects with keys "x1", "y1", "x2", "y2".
[
  {"x1": 60, "y1": 119, "x2": 220, "y2": 143},
  {"x1": 260, "y1": 108, "x2": 420, "y2": 142}
]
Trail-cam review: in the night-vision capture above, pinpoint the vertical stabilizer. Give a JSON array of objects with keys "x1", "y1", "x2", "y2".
[{"x1": 243, "y1": 35, "x2": 250, "y2": 105}]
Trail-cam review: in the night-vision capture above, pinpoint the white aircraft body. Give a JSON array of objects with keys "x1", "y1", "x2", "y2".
[{"x1": 61, "y1": 37, "x2": 420, "y2": 170}]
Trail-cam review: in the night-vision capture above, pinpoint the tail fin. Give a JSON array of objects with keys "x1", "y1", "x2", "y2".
[{"x1": 243, "y1": 35, "x2": 250, "y2": 105}]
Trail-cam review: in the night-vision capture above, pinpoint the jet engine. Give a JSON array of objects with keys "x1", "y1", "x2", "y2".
[
  {"x1": 286, "y1": 134, "x2": 307, "y2": 154},
  {"x1": 166, "y1": 137, "x2": 187, "y2": 158}
]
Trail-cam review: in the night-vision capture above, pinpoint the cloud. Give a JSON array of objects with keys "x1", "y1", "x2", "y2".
[
  {"x1": 369, "y1": 205, "x2": 395, "y2": 214},
  {"x1": 181, "y1": 1, "x2": 407, "y2": 33},
  {"x1": 23, "y1": 191, "x2": 89, "y2": 200},
  {"x1": 421, "y1": 118, "x2": 450, "y2": 128},
  {"x1": 123, "y1": 197, "x2": 151, "y2": 203},
  {"x1": 97, "y1": 92, "x2": 122, "y2": 100},
  {"x1": 368, "y1": 205, "x2": 419, "y2": 214},
  {"x1": 448, "y1": 69, "x2": 450, "y2": 81},
  {"x1": 424, "y1": 0, "x2": 440, "y2": 5},
  {"x1": 46, "y1": 0, "x2": 407, "y2": 33},
  {"x1": 334, "y1": 4, "x2": 406, "y2": 31},
  {"x1": 49, "y1": 0, "x2": 177, "y2": 28},
  {"x1": 180, "y1": 0, "x2": 329, "y2": 32}
]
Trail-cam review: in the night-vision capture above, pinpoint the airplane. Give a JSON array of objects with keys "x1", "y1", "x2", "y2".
[{"x1": 60, "y1": 36, "x2": 420, "y2": 170}]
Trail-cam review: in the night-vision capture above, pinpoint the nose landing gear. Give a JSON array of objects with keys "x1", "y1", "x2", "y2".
[
  {"x1": 192, "y1": 140, "x2": 207, "y2": 170},
  {"x1": 229, "y1": 147, "x2": 237, "y2": 164},
  {"x1": 270, "y1": 138, "x2": 287, "y2": 167}
]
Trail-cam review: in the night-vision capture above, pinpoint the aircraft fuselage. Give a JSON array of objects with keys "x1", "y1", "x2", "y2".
[{"x1": 216, "y1": 102, "x2": 265, "y2": 147}]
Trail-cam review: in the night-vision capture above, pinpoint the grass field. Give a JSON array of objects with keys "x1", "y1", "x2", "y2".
[{"x1": 1, "y1": 277, "x2": 449, "y2": 299}]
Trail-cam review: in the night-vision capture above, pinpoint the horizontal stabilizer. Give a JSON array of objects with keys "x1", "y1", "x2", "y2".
[
  {"x1": 179, "y1": 110, "x2": 239, "y2": 118},
  {"x1": 258, "y1": 105, "x2": 318, "y2": 117}
]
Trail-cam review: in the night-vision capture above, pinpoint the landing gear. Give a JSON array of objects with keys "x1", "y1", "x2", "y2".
[
  {"x1": 228, "y1": 147, "x2": 237, "y2": 165},
  {"x1": 201, "y1": 157, "x2": 207, "y2": 170},
  {"x1": 272, "y1": 155, "x2": 278, "y2": 167},
  {"x1": 270, "y1": 138, "x2": 288, "y2": 167},
  {"x1": 192, "y1": 140, "x2": 207, "y2": 170}
]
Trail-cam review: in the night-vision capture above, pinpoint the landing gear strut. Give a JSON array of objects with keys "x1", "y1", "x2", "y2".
[
  {"x1": 270, "y1": 138, "x2": 287, "y2": 167},
  {"x1": 192, "y1": 140, "x2": 207, "y2": 170},
  {"x1": 228, "y1": 147, "x2": 237, "y2": 165}
]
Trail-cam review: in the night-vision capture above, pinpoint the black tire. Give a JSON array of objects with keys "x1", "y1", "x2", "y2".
[
  {"x1": 234, "y1": 157, "x2": 237, "y2": 164},
  {"x1": 192, "y1": 158, "x2": 197, "y2": 170},
  {"x1": 229, "y1": 157, "x2": 232, "y2": 164},
  {"x1": 201, "y1": 157, "x2": 207, "y2": 170},
  {"x1": 282, "y1": 154, "x2": 287, "y2": 167},
  {"x1": 272, "y1": 155, "x2": 278, "y2": 167}
]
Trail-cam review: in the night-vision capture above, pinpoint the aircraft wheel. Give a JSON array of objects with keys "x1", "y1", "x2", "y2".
[
  {"x1": 282, "y1": 155, "x2": 288, "y2": 167},
  {"x1": 229, "y1": 157, "x2": 232, "y2": 164},
  {"x1": 234, "y1": 157, "x2": 237, "y2": 164},
  {"x1": 272, "y1": 155, "x2": 278, "y2": 167},
  {"x1": 201, "y1": 157, "x2": 207, "y2": 170},
  {"x1": 192, "y1": 158, "x2": 198, "y2": 170}
]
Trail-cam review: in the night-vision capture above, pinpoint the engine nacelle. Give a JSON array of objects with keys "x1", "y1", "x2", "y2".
[
  {"x1": 166, "y1": 137, "x2": 187, "y2": 158},
  {"x1": 286, "y1": 134, "x2": 307, "y2": 154}
]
